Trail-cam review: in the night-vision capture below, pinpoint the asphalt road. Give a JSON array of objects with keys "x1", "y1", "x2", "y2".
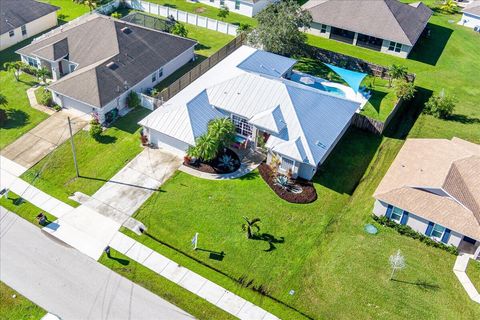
[{"x1": 0, "y1": 207, "x2": 194, "y2": 320}]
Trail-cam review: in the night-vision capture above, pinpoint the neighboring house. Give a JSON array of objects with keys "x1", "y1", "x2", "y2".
[
  {"x1": 139, "y1": 46, "x2": 361, "y2": 180},
  {"x1": 197, "y1": 0, "x2": 276, "y2": 17},
  {"x1": 373, "y1": 138, "x2": 480, "y2": 258},
  {"x1": 302, "y1": 0, "x2": 432, "y2": 58},
  {"x1": 460, "y1": 1, "x2": 480, "y2": 31},
  {"x1": 16, "y1": 14, "x2": 197, "y2": 122},
  {"x1": 0, "y1": 0, "x2": 59, "y2": 51}
]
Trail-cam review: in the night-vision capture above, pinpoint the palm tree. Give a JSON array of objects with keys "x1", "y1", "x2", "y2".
[
  {"x1": 0, "y1": 93, "x2": 7, "y2": 107},
  {"x1": 387, "y1": 64, "x2": 408, "y2": 87},
  {"x1": 36, "y1": 67, "x2": 49, "y2": 84},
  {"x1": 440, "y1": 0, "x2": 457, "y2": 14},
  {"x1": 73, "y1": 0, "x2": 99, "y2": 12},
  {"x1": 207, "y1": 118, "x2": 235, "y2": 148},
  {"x1": 242, "y1": 216, "x2": 261, "y2": 239},
  {"x1": 3, "y1": 61, "x2": 24, "y2": 81},
  {"x1": 191, "y1": 134, "x2": 219, "y2": 162}
]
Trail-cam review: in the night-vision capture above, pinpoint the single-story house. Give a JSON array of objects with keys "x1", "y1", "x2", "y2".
[
  {"x1": 139, "y1": 46, "x2": 361, "y2": 180},
  {"x1": 0, "y1": 0, "x2": 59, "y2": 51},
  {"x1": 16, "y1": 13, "x2": 197, "y2": 122},
  {"x1": 460, "y1": 1, "x2": 480, "y2": 31},
  {"x1": 197, "y1": 0, "x2": 276, "y2": 17},
  {"x1": 302, "y1": 0, "x2": 432, "y2": 58},
  {"x1": 373, "y1": 137, "x2": 480, "y2": 258}
]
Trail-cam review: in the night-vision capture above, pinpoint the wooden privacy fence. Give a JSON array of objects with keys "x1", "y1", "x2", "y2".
[
  {"x1": 351, "y1": 98, "x2": 406, "y2": 135},
  {"x1": 154, "y1": 34, "x2": 246, "y2": 103}
]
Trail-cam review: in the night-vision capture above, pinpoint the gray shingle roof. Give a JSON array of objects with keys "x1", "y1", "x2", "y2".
[
  {"x1": 0, "y1": 0, "x2": 59, "y2": 35},
  {"x1": 303, "y1": 0, "x2": 432, "y2": 46},
  {"x1": 18, "y1": 14, "x2": 196, "y2": 108}
]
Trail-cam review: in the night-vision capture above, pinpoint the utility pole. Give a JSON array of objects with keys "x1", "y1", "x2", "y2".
[{"x1": 68, "y1": 117, "x2": 79, "y2": 177}]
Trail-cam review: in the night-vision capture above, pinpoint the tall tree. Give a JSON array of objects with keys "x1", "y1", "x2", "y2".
[
  {"x1": 249, "y1": 0, "x2": 312, "y2": 56},
  {"x1": 3, "y1": 61, "x2": 24, "y2": 82}
]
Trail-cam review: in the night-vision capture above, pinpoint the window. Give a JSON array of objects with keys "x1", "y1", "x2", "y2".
[
  {"x1": 280, "y1": 157, "x2": 294, "y2": 172},
  {"x1": 151, "y1": 72, "x2": 157, "y2": 83},
  {"x1": 220, "y1": 0, "x2": 224, "y2": 4},
  {"x1": 320, "y1": 24, "x2": 327, "y2": 34},
  {"x1": 9, "y1": 30, "x2": 14, "y2": 37},
  {"x1": 390, "y1": 207, "x2": 404, "y2": 223},
  {"x1": 27, "y1": 56, "x2": 38, "y2": 68},
  {"x1": 231, "y1": 114, "x2": 252, "y2": 137},
  {"x1": 21, "y1": 25, "x2": 27, "y2": 36},
  {"x1": 69, "y1": 64, "x2": 76, "y2": 73},
  {"x1": 235, "y1": 0, "x2": 240, "y2": 10},
  {"x1": 431, "y1": 224, "x2": 446, "y2": 239},
  {"x1": 158, "y1": 68, "x2": 163, "y2": 78},
  {"x1": 388, "y1": 41, "x2": 402, "y2": 53}
]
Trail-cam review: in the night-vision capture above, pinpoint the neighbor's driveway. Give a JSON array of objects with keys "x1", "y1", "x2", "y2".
[
  {"x1": 0, "y1": 207, "x2": 193, "y2": 320},
  {"x1": 0, "y1": 109, "x2": 89, "y2": 168}
]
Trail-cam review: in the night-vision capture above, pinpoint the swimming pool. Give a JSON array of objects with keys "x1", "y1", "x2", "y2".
[{"x1": 289, "y1": 72, "x2": 347, "y2": 98}]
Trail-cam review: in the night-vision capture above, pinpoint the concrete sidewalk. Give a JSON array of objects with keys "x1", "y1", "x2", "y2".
[
  {"x1": 110, "y1": 232, "x2": 280, "y2": 320},
  {"x1": 0, "y1": 207, "x2": 194, "y2": 320},
  {"x1": 0, "y1": 109, "x2": 89, "y2": 168}
]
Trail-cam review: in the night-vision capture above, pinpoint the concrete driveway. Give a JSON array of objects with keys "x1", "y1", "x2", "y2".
[
  {"x1": 0, "y1": 208, "x2": 193, "y2": 320},
  {"x1": 0, "y1": 109, "x2": 89, "y2": 168}
]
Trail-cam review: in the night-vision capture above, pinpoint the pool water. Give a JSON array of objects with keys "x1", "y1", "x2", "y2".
[{"x1": 289, "y1": 73, "x2": 346, "y2": 98}]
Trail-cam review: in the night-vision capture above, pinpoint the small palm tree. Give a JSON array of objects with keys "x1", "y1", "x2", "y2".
[
  {"x1": 242, "y1": 216, "x2": 261, "y2": 239},
  {"x1": 36, "y1": 67, "x2": 49, "y2": 84},
  {"x1": 440, "y1": 0, "x2": 457, "y2": 14},
  {"x1": 192, "y1": 134, "x2": 219, "y2": 162},
  {"x1": 3, "y1": 61, "x2": 24, "y2": 81},
  {"x1": 207, "y1": 118, "x2": 235, "y2": 148},
  {"x1": 388, "y1": 64, "x2": 408, "y2": 87},
  {"x1": 73, "y1": 0, "x2": 98, "y2": 12}
]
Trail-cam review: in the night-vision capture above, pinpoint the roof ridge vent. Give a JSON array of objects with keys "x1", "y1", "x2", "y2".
[{"x1": 315, "y1": 140, "x2": 326, "y2": 149}]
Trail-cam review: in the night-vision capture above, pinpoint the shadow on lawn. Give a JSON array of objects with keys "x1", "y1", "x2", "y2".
[
  {"x1": 408, "y1": 23, "x2": 453, "y2": 66},
  {"x1": 252, "y1": 233, "x2": 285, "y2": 252},
  {"x1": 367, "y1": 89, "x2": 388, "y2": 113},
  {"x1": 391, "y1": 278, "x2": 440, "y2": 291},
  {"x1": 1, "y1": 109, "x2": 29, "y2": 129},
  {"x1": 79, "y1": 175, "x2": 164, "y2": 192},
  {"x1": 447, "y1": 114, "x2": 480, "y2": 124}
]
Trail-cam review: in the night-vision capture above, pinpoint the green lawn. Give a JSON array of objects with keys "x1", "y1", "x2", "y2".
[
  {"x1": 99, "y1": 250, "x2": 236, "y2": 320},
  {"x1": 0, "y1": 192, "x2": 57, "y2": 227},
  {"x1": 40, "y1": 0, "x2": 90, "y2": 22},
  {"x1": 144, "y1": 0, "x2": 256, "y2": 26},
  {"x1": 0, "y1": 282, "x2": 44, "y2": 320},
  {"x1": 466, "y1": 260, "x2": 480, "y2": 293},
  {"x1": 21, "y1": 108, "x2": 150, "y2": 205}
]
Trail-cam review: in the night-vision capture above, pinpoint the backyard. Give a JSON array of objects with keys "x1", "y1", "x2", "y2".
[{"x1": 0, "y1": 282, "x2": 44, "y2": 320}]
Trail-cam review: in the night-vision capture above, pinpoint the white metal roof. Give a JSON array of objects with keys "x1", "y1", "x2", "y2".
[{"x1": 139, "y1": 46, "x2": 360, "y2": 166}]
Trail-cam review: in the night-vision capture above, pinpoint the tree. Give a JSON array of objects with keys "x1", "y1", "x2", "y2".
[
  {"x1": 171, "y1": 22, "x2": 188, "y2": 38},
  {"x1": 424, "y1": 90, "x2": 457, "y2": 119},
  {"x1": 217, "y1": 5, "x2": 229, "y2": 21},
  {"x1": 387, "y1": 64, "x2": 408, "y2": 87},
  {"x1": 3, "y1": 61, "x2": 24, "y2": 82},
  {"x1": 249, "y1": 0, "x2": 312, "y2": 56},
  {"x1": 242, "y1": 216, "x2": 261, "y2": 239},
  {"x1": 36, "y1": 67, "x2": 50, "y2": 84},
  {"x1": 127, "y1": 91, "x2": 141, "y2": 108},
  {"x1": 189, "y1": 134, "x2": 218, "y2": 161},
  {"x1": 73, "y1": 0, "x2": 99, "y2": 12},
  {"x1": 207, "y1": 118, "x2": 235, "y2": 149},
  {"x1": 111, "y1": 12, "x2": 122, "y2": 19},
  {"x1": 393, "y1": 80, "x2": 416, "y2": 101},
  {"x1": 236, "y1": 23, "x2": 252, "y2": 37},
  {"x1": 439, "y1": 0, "x2": 458, "y2": 14},
  {"x1": 89, "y1": 119, "x2": 102, "y2": 140},
  {"x1": 389, "y1": 249, "x2": 406, "y2": 280}
]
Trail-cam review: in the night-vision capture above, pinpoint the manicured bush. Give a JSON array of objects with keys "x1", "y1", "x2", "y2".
[
  {"x1": 127, "y1": 91, "x2": 141, "y2": 109},
  {"x1": 38, "y1": 88, "x2": 53, "y2": 107},
  {"x1": 393, "y1": 80, "x2": 416, "y2": 101},
  {"x1": 171, "y1": 22, "x2": 188, "y2": 38},
  {"x1": 372, "y1": 215, "x2": 458, "y2": 255},
  {"x1": 89, "y1": 119, "x2": 102, "y2": 139}
]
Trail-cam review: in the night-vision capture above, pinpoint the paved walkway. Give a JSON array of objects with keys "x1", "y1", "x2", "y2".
[
  {"x1": 0, "y1": 109, "x2": 89, "y2": 168},
  {"x1": 26, "y1": 86, "x2": 55, "y2": 115},
  {"x1": 0, "y1": 207, "x2": 194, "y2": 320},
  {"x1": 453, "y1": 253, "x2": 480, "y2": 304},
  {"x1": 179, "y1": 149, "x2": 265, "y2": 180},
  {"x1": 110, "y1": 232, "x2": 280, "y2": 320}
]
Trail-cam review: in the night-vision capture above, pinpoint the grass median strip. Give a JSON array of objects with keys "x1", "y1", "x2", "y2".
[
  {"x1": 0, "y1": 192, "x2": 57, "y2": 227},
  {"x1": 0, "y1": 282, "x2": 45, "y2": 320}
]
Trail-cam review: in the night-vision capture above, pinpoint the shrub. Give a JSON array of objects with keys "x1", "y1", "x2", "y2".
[
  {"x1": 89, "y1": 119, "x2": 102, "y2": 139},
  {"x1": 373, "y1": 215, "x2": 458, "y2": 255},
  {"x1": 217, "y1": 5, "x2": 229, "y2": 20},
  {"x1": 424, "y1": 90, "x2": 456, "y2": 119},
  {"x1": 38, "y1": 88, "x2": 53, "y2": 107},
  {"x1": 111, "y1": 12, "x2": 122, "y2": 19},
  {"x1": 171, "y1": 22, "x2": 188, "y2": 38},
  {"x1": 393, "y1": 80, "x2": 416, "y2": 101},
  {"x1": 127, "y1": 91, "x2": 141, "y2": 109}
]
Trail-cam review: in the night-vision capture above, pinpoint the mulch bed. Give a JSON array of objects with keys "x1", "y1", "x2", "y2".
[
  {"x1": 183, "y1": 148, "x2": 241, "y2": 174},
  {"x1": 258, "y1": 163, "x2": 317, "y2": 204}
]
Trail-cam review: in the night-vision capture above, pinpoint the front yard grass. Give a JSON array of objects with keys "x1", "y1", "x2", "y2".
[
  {"x1": 0, "y1": 192, "x2": 57, "y2": 227},
  {"x1": 21, "y1": 108, "x2": 150, "y2": 205},
  {"x1": 0, "y1": 282, "x2": 45, "y2": 320},
  {"x1": 466, "y1": 260, "x2": 480, "y2": 293},
  {"x1": 99, "y1": 249, "x2": 236, "y2": 320}
]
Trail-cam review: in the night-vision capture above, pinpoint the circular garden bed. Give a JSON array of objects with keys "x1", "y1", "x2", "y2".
[
  {"x1": 258, "y1": 163, "x2": 317, "y2": 204},
  {"x1": 184, "y1": 148, "x2": 241, "y2": 174}
]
